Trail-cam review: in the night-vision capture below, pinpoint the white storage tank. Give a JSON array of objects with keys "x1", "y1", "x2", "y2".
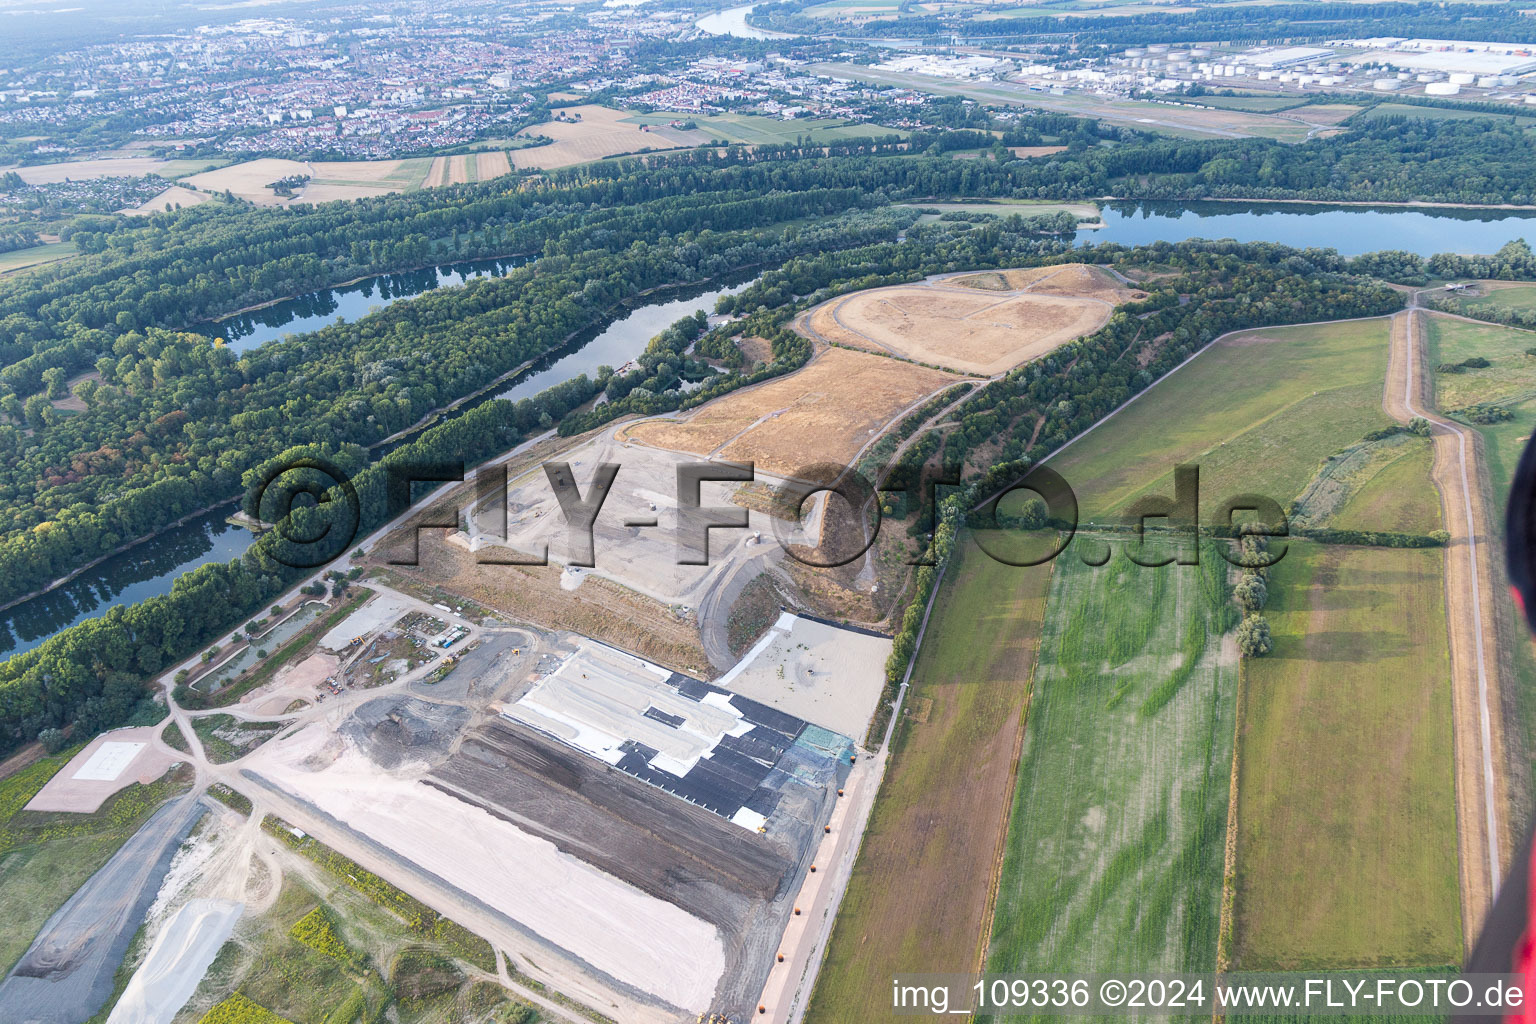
[
  {"x1": 1479, "y1": 76, "x2": 1500, "y2": 88},
  {"x1": 1373, "y1": 78, "x2": 1403, "y2": 91},
  {"x1": 1416, "y1": 73, "x2": 1437, "y2": 82},
  {"x1": 1148, "y1": 43, "x2": 1168, "y2": 52},
  {"x1": 1497, "y1": 75, "x2": 1519, "y2": 86},
  {"x1": 1257, "y1": 70, "x2": 1274, "y2": 80},
  {"x1": 1449, "y1": 72, "x2": 1476, "y2": 85},
  {"x1": 1189, "y1": 47, "x2": 1211, "y2": 57},
  {"x1": 1425, "y1": 81, "x2": 1460, "y2": 96},
  {"x1": 1525, "y1": 94, "x2": 1536, "y2": 105},
  {"x1": 1124, "y1": 47, "x2": 1145, "y2": 57}
]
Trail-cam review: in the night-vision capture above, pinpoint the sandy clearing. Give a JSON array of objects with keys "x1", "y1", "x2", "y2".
[
  {"x1": 1385, "y1": 307, "x2": 1508, "y2": 948},
  {"x1": 800, "y1": 264, "x2": 1143, "y2": 375},
  {"x1": 238, "y1": 651, "x2": 339, "y2": 715},
  {"x1": 247, "y1": 725, "x2": 725, "y2": 1011},
  {"x1": 121, "y1": 185, "x2": 211, "y2": 216},
  {"x1": 105, "y1": 899, "x2": 243, "y2": 1024},
  {"x1": 25, "y1": 726, "x2": 179, "y2": 813},
  {"x1": 619, "y1": 347, "x2": 959, "y2": 477},
  {"x1": 319, "y1": 595, "x2": 409, "y2": 651},
  {"x1": 715, "y1": 613, "x2": 890, "y2": 739}
]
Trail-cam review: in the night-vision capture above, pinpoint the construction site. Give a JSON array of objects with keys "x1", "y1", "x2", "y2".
[{"x1": 232, "y1": 608, "x2": 886, "y2": 1022}]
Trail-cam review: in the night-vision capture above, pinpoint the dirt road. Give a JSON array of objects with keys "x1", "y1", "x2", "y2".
[{"x1": 1384, "y1": 307, "x2": 1508, "y2": 946}]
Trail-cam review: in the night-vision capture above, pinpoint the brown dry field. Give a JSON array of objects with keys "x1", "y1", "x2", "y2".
[
  {"x1": 511, "y1": 105, "x2": 705, "y2": 170},
  {"x1": 477, "y1": 150, "x2": 511, "y2": 179},
  {"x1": 1009, "y1": 145, "x2": 1069, "y2": 158},
  {"x1": 423, "y1": 156, "x2": 450, "y2": 188},
  {"x1": 805, "y1": 539, "x2": 1052, "y2": 1020},
  {"x1": 122, "y1": 184, "x2": 212, "y2": 216},
  {"x1": 619, "y1": 347, "x2": 959, "y2": 477},
  {"x1": 1291, "y1": 103, "x2": 1364, "y2": 125},
  {"x1": 802, "y1": 263, "x2": 1143, "y2": 375},
  {"x1": 10, "y1": 157, "x2": 178, "y2": 183},
  {"x1": 183, "y1": 158, "x2": 311, "y2": 202}
]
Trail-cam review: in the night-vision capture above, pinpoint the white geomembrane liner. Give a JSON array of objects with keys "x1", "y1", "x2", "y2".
[{"x1": 72, "y1": 741, "x2": 146, "y2": 781}]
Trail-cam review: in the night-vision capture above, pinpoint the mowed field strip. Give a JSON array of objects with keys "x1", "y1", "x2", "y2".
[
  {"x1": 800, "y1": 263, "x2": 1144, "y2": 376},
  {"x1": 805, "y1": 540, "x2": 1053, "y2": 1021},
  {"x1": 619, "y1": 346, "x2": 962, "y2": 477},
  {"x1": 1232, "y1": 539, "x2": 1461, "y2": 969},
  {"x1": 986, "y1": 539, "x2": 1240, "y2": 979}
]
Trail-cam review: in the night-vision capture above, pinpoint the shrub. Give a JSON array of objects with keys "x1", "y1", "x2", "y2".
[{"x1": 1236, "y1": 615, "x2": 1273, "y2": 658}]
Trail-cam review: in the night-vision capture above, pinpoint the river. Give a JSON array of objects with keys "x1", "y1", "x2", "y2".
[
  {"x1": 1084, "y1": 200, "x2": 1536, "y2": 255},
  {"x1": 0, "y1": 274, "x2": 755, "y2": 659},
  {"x1": 696, "y1": 4, "x2": 796, "y2": 39},
  {"x1": 6, "y1": 201, "x2": 1536, "y2": 660}
]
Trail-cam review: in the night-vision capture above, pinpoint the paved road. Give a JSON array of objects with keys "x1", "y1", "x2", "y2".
[{"x1": 0, "y1": 794, "x2": 205, "y2": 1024}]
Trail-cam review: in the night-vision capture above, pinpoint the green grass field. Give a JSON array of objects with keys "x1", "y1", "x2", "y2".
[
  {"x1": 1231, "y1": 540, "x2": 1460, "y2": 969},
  {"x1": 1051, "y1": 318, "x2": 1396, "y2": 524},
  {"x1": 0, "y1": 240, "x2": 79, "y2": 275},
  {"x1": 1422, "y1": 311, "x2": 1536, "y2": 813},
  {"x1": 1176, "y1": 95, "x2": 1308, "y2": 113},
  {"x1": 984, "y1": 537, "x2": 1239, "y2": 996},
  {"x1": 807, "y1": 536, "x2": 1053, "y2": 1022},
  {"x1": 1437, "y1": 282, "x2": 1536, "y2": 323},
  {"x1": 1327, "y1": 441, "x2": 1442, "y2": 534},
  {"x1": 621, "y1": 111, "x2": 902, "y2": 146}
]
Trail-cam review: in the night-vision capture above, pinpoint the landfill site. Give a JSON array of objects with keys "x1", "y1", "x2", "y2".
[{"x1": 239, "y1": 614, "x2": 886, "y2": 1022}]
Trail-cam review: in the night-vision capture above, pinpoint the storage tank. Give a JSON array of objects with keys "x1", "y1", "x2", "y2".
[
  {"x1": 1479, "y1": 75, "x2": 1500, "y2": 88},
  {"x1": 1449, "y1": 72, "x2": 1476, "y2": 85},
  {"x1": 1189, "y1": 47, "x2": 1211, "y2": 57},
  {"x1": 1425, "y1": 81, "x2": 1460, "y2": 96},
  {"x1": 1257, "y1": 70, "x2": 1274, "y2": 80},
  {"x1": 1525, "y1": 93, "x2": 1536, "y2": 105},
  {"x1": 1124, "y1": 47, "x2": 1145, "y2": 57},
  {"x1": 1497, "y1": 75, "x2": 1519, "y2": 86},
  {"x1": 1148, "y1": 43, "x2": 1168, "y2": 53},
  {"x1": 1373, "y1": 78, "x2": 1403, "y2": 91},
  {"x1": 1416, "y1": 73, "x2": 1437, "y2": 82}
]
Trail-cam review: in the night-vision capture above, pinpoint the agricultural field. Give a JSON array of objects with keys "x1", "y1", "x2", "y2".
[
  {"x1": 1050, "y1": 318, "x2": 1396, "y2": 523},
  {"x1": 0, "y1": 239, "x2": 78, "y2": 274},
  {"x1": 985, "y1": 538, "x2": 1239, "y2": 977},
  {"x1": 511, "y1": 105, "x2": 706, "y2": 170},
  {"x1": 122, "y1": 185, "x2": 212, "y2": 216},
  {"x1": 4, "y1": 156, "x2": 223, "y2": 184},
  {"x1": 800, "y1": 264, "x2": 1136, "y2": 376},
  {"x1": 183, "y1": 157, "x2": 434, "y2": 204},
  {"x1": 806, "y1": 538, "x2": 1052, "y2": 1021},
  {"x1": 1230, "y1": 541, "x2": 1461, "y2": 969},
  {"x1": 625, "y1": 110, "x2": 904, "y2": 146},
  {"x1": 0, "y1": 750, "x2": 190, "y2": 976},
  {"x1": 619, "y1": 346, "x2": 960, "y2": 477}
]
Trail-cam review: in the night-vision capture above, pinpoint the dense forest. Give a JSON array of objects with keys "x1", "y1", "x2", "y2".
[{"x1": 6, "y1": 91, "x2": 1536, "y2": 754}]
